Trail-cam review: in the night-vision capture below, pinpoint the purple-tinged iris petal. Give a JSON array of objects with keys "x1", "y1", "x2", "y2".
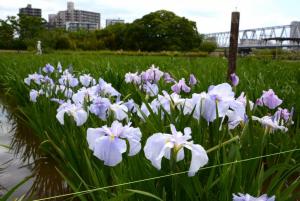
[
  {"x1": 230, "y1": 73, "x2": 239, "y2": 86},
  {"x1": 89, "y1": 97, "x2": 111, "y2": 120},
  {"x1": 202, "y1": 83, "x2": 235, "y2": 122},
  {"x1": 93, "y1": 136, "x2": 127, "y2": 166},
  {"x1": 50, "y1": 98, "x2": 65, "y2": 104},
  {"x1": 258, "y1": 89, "x2": 282, "y2": 109},
  {"x1": 180, "y1": 80, "x2": 191, "y2": 93},
  {"x1": 163, "y1": 73, "x2": 175, "y2": 83},
  {"x1": 124, "y1": 99, "x2": 137, "y2": 113},
  {"x1": 143, "y1": 82, "x2": 159, "y2": 97},
  {"x1": 256, "y1": 97, "x2": 264, "y2": 106},
  {"x1": 87, "y1": 128, "x2": 105, "y2": 150},
  {"x1": 43, "y1": 64, "x2": 55, "y2": 74},
  {"x1": 57, "y1": 62, "x2": 63, "y2": 73},
  {"x1": 24, "y1": 73, "x2": 44, "y2": 86},
  {"x1": 189, "y1": 74, "x2": 197, "y2": 86},
  {"x1": 79, "y1": 74, "x2": 95, "y2": 87},
  {"x1": 64, "y1": 88, "x2": 73, "y2": 99},
  {"x1": 58, "y1": 71, "x2": 79, "y2": 87},
  {"x1": 29, "y1": 89, "x2": 39, "y2": 102},
  {"x1": 171, "y1": 78, "x2": 191, "y2": 94},
  {"x1": 141, "y1": 65, "x2": 164, "y2": 83},
  {"x1": 202, "y1": 97, "x2": 217, "y2": 122},
  {"x1": 87, "y1": 121, "x2": 142, "y2": 166},
  {"x1": 171, "y1": 82, "x2": 181, "y2": 94}
]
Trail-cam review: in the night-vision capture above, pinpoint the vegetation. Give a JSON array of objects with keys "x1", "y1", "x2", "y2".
[
  {"x1": 199, "y1": 40, "x2": 218, "y2": 53},
  {"x1": 251, "y1": 48, "x2": 300, "y2": 60},
  {"x1": 0, "y1": 52, "x2": 299, "y2": 200},
  {"x1": 0, "y1": 10, "x2": 215, "y2": 52}
]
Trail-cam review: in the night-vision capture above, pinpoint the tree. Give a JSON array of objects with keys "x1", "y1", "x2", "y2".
[
  {"x1": 0, "y1": 16, "x2": 21, "y2": 49},
  {"x1": 125, "y1": 10, "x2": 201, "y2": 51},
  {"x1": 0, "y1": 19, "x2": 14, "y2": 49},
  {"x1": 199, "y1": 40, "x2": 217, "y2": 53},
  {"x1": 18, "y1": 14, "x2": 46, "y2": 40}
]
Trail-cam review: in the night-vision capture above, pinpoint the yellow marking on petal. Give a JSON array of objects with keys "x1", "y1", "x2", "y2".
[
  {"x1": 174, "y1": 144, "x2": 183, "y2": 153},
  {"x1": 110, "y1": 135, "x2": 115, "y2": 141}
]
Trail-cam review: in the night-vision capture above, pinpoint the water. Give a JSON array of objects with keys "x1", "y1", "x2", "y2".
[
  {"x1": 0, "y1": 101, "x2": 68, "y2": 200},
  {"x1": 0, "y1": 102, "x2": 34, "y2": 199}
]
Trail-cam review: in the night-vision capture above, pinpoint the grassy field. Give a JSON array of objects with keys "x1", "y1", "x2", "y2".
[{"x1": 0, "y1": 52, "x2": 299, "y2": 200}]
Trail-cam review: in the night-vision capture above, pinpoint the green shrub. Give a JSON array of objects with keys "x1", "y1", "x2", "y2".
[{"x1": 199, "y1": 40, "x2": 217, "y2": 53}]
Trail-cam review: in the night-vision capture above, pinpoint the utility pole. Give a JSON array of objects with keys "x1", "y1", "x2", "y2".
[{"x1": 227, "y1": 12, "x2": 240, "y2": 78}]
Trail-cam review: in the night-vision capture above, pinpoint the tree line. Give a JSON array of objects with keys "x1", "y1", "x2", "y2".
[{"x1": 0, "y1": 10, "x2": 217, "y2": 52}]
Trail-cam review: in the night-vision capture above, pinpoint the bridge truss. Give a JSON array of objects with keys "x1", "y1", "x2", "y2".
[{"x1": 204, "y1": 24, "x2": 300, "y2": 48}]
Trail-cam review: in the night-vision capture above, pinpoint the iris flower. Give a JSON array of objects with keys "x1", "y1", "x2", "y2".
[
  {"x1": 171, "y1": 78, "x2": 191, "y2": 94},
  {"x1": 72, "y1": 87, "x2": 96, "y2": 105},
  {"x1": 274, "y1": 107, "x2": 293, "y2": 123},
  {"x1": 57, "y1": 62, "x2": 63, "y2": 73},
  {"x1": 109, "y1": 102, "x2": 128, "y2": 121},
  {"x1": 141, "y1": 65, "x2": 164, "y2": 83},
  {"x1": 124, "y1": 99, "x2": 137, "y2": 113},
  {"x1": 182, "y1": 92, "x2": 207, "y2": 119},
  {"x1": 29, "y1": 89, "x2": 43, "y2": 102},
  {"x1": 43, "y1": 64, "x2": 55, "y2": 74},
  {"x1": 153, "y1": 91, "x2": 185, "y2": 114},
  {"x1": 56, "y1": 101, "x2": 88, "y2": 126},
  {"x1": 98, "y1": 78, "x2": 121, "y2": 97},
  {"x1": 257, "y1": 89, "x2": 282, "y2": 109},
  {"x1": 87, "y1": 121, "x2": 142, "y2": 166},
  {"x1": 144, "y1": 124, "x2": 208, "y2": 176},
  {"x1": 24, "y1": 73, "x2": 44, "y2": 86},
  {"x1": 58, "y1": 71, "x2": 79, "y2": 87},
  {"x1": 79, "y1": 74, "x2": 96, "y2": 87},
  {"x1": 189, "y1": 74, "x2": 197, "y2": 86},
  {"x1": 143, "y1": 82, "x2": 159, "y2": 97},
  {"x1": 233, "y1": 193, "x2": 275, "y2": 201},
  {"x1": 89, "y1": 97, "x2": 111, "y2": 120},
  {"x1": 230, "y1": 73, "x2": 239, "y2": 86},
  {"x1": 202, "y1": 83, "x2": 235, "y2": 122},
  {"x1": 125, "y1": 72, "x2": 141, "y2": 85},
  {"x1": 252, "y1": 115, "x2": 288, "y2": 133}
]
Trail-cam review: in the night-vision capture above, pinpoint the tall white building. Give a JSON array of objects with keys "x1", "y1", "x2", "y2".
[{"x1": 48, "y1": 2, "x2": 101, "y2": 31}]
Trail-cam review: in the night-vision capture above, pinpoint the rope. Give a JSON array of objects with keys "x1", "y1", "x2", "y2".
[{"x1": 33, "y1": 148, "x2": 300, "y2": 201}]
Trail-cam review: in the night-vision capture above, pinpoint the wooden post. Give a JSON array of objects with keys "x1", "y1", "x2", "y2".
[{"x1": 227, "y1": 12, "x2": 240, "y2": 78}]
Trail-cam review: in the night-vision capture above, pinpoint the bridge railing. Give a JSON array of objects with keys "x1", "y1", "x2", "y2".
[{"x1": 204, "y1": 24, "x2": 300, "y2": 48}]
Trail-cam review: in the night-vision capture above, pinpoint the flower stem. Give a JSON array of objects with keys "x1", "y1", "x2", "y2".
[
  {"x1": 170, "y1": 149, "x2": 178, "y2": 201},
  {"x1": 206, "y1": 135, "x2": 240, "y2": 153}
]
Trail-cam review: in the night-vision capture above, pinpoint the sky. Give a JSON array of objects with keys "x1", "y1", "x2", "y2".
[{"x1": 0, "y1": 0, "x2": 299, "y2": 33}]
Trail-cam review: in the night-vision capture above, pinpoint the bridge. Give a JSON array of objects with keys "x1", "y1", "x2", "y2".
[{"x1": 204, "y1": 23, "x2": 300, "y2": 49}]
